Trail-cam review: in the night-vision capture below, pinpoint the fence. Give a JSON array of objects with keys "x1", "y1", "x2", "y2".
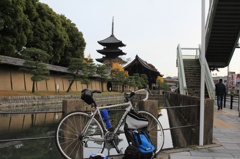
[{"x1": 217, "y1": 95, "x2": 240, "y2": 111}]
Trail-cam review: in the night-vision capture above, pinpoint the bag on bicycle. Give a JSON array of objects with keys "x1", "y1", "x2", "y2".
[
  {"x1": 124, "y1": 128, "x2": 155, "y2": 159},
  {"x1": 123, "y1": 130, "x2": 155, "y2": 159},
  {"x1": 123, "y1": 145, "x2": 142, "y2": 159},
  {"x1": 81, "y1": 89, "x2": 95, "y2": 105},
  {"x1": 125, "y1": 110, "x2": 148, "y2": 129}
]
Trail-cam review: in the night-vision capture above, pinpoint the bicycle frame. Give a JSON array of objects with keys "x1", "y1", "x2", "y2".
[
  {"x1": 82, "y1": 89, "x2": 149, "y2": 143},
  {"x1": 55, "y1": 88, "x2": 166, "y2": 158}
]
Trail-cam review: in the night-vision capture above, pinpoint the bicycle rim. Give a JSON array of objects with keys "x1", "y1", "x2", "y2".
[
  {"x1": 138, "y1": 111, "x2": 164, "y2": 154},
  {"x1": 55, "y1": 112, "x2": 104, "y2": 159}
]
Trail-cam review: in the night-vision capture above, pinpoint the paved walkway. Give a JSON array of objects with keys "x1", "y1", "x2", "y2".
[{"x1": 158, "y1": 107, "x2": 240, "y2": 159}]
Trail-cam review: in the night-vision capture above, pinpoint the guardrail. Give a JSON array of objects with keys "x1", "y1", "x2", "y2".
[
  {"x1": 198, "y1": 44, "x2": 215, "y2": 100},
  {"x1": 218, "y1": 95, "x2": 240, "y2": 111},
  {"x1": 177, "y1": 44, "x2": 188, "y2": 95}
]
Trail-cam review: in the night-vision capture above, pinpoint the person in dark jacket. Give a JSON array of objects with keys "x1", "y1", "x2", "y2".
[{"x1": 215, "y1": 79, "x2": 226, "y2": 110}]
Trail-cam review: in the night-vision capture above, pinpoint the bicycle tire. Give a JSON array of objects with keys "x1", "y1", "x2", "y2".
[
  {"x1": 138, "y1": 111, "x2": 164, "y2": 154},
  {"x1": 55, "y1": 111, "x2": 105, "y2": 159}
]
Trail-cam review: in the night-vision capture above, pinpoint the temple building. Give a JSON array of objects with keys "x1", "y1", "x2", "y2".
[
  {"x1": 124, "y1": 55, "x2": 163, "y2": 88},
  {"x1": 96, "y1": 18, "x2": 127, "y2": 67}
]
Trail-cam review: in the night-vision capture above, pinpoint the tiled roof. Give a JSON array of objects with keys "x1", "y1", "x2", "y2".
[
  {"x1": 124, "y1": 55, "x2": 163, "y2": 76},
  {"x1": 0, "y1": 55, "x2": 69, "y2": 73}
]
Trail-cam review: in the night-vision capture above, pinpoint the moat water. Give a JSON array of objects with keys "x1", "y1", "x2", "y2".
[{"x1": 0, "y1": 106, "x2": 173, "y2": 159}]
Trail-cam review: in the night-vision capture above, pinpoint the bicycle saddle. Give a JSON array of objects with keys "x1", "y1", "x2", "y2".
[{"x1": 81, "y1": 89, "x2": 101, "y2": 105}]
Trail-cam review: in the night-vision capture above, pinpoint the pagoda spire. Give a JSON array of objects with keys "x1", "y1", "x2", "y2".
[{"x1": 111, "y1": 17, "x2": 114, "y2": 35}]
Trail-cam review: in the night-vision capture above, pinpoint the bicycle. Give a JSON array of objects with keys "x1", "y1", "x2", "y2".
[{"x1": 55, "y1": 88, "x2": 164, "y2": 159}]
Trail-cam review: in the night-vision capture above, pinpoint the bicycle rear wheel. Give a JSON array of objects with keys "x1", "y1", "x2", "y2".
[
  {"x1": 56, "y1": 111, "x2": 104, "y2": 159},
  {"x1": 138, "y1": 111, "x2": 164, "y2": 154}
]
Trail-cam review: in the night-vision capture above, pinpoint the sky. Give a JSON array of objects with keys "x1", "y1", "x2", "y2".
[{"x1": 39, "y1": 0, "x2": 240, "y2": 77}]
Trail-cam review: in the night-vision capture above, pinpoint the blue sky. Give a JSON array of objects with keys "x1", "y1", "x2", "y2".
[{"x1": 39, "y1": 0, "x2": 240, "y2": 77}]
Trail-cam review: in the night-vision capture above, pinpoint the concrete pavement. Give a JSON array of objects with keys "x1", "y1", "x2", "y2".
[{"x1": 158, "y1": 106, "x2": 240, "y2": 159}]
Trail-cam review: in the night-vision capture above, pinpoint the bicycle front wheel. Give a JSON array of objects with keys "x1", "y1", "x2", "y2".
[
  {"x1": 56, "y1": 111, "x2": 104, "y2": 159},
  {"x1": 138, "y1": 111, "x2": 164, "y2": 154}
]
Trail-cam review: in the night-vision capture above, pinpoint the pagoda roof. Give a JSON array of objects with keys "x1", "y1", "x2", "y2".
[
  {"x1": 96, "y1": 56, "x2": 126, "y2": 64},
  {"x1": 97, "y1": 48, "x2": 126, "y2": 55},
  {"x1": 124, "y1": 55, "x2": 163, "y2": 76},
  {"x1": 98, "y1": 34, "x2": 126, "y2": 47}
]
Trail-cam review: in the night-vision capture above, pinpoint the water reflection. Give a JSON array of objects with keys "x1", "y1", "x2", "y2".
[
  {"x1": 0, "y1": 138, "x2": 62, "y2": 159},
  {"x1": 158, "y1": 109, "x2": 173, "y2": 149}
]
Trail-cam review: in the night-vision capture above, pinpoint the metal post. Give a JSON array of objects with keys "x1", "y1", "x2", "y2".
[
  {"x1": 230, "y1": 95, "x2": 233, "y2": 109},
  {"x1": 227, "y1": 66, "x2": 229, "y2": 94},
  {"x1": 238, "y1": 90, "x2": 240, "y2": 116},
  {"x1": 224, "y1": 95, "x2": 226, "y2": 108},
  {"x1": 199, "y1": 0, "x2": 205, "y2": 146}
]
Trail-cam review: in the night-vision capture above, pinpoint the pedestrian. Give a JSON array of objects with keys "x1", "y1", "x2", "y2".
[{"x1": 215, "y1": 79, "x2": 226, "y2": 110}]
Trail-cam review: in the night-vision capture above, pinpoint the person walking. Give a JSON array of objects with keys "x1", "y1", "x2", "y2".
[{"x1": 215, "y1": 79, "x2": 226, "y2": 110}]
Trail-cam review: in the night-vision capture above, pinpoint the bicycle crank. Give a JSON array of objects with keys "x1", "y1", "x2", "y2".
[{"x1": 104, "y1": 132, "x2": 121, "y2": 153}]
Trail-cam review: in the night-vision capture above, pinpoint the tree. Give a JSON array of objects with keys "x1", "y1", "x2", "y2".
[
  {"x1": 111, "y1": 62, "x2": 129, "y2": 91},
  {"x1": 66, "y1": 57, "x2": 87, "y2": 92},
  {"x1": 126, "y1": 76, "x2": 137, "y2": 90},
  {"x1": 0, "y1": 1, "x2": 86, "y2": 67},
  {"x1": 111, "y1": 68, "x2": 128, "y2": 92},
  {"x1": 140, "y1": 74, "x2": 148, "y2": 88},
  {"x1": 96, "y1": 64, "x2": 109, "y2": 92},
  {"x1": 59, "y1": 15, "x2": 86, "y2": 66},
  {"x1": 156, "y1": 76, "x2": 169, "y2": 91},
  {"x1": 0, "y1": 0, "x2": 32, "y2": 56},
  {"x1": 20, "y1": 48, "x2": 50, "y2": 93},
  {"x1": 81, "y1": 57, "x2": 96, "y2": 88},
  {"x1": 132, "y1": 73, "x2": 143, "y2": 89}
]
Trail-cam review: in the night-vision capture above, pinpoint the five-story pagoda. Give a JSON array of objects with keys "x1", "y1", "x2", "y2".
[{"x1": 96, "y1": 18, "x2": 127, "y2": 67}]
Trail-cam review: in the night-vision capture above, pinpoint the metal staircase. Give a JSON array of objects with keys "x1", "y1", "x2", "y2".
[{"x1": 177, "y1": 45, "x2": 215, "y2": 99}]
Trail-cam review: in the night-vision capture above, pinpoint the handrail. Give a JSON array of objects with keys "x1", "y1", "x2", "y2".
[
  {"x1": 198, "y1": 44, "x2": 215, "y2": 99},
  {"x1": 205, "y1": 0, "x2": 217, "y2": 48},
  {"x1": 177, "y1": 44, "x2": 188, "y2": 95}
]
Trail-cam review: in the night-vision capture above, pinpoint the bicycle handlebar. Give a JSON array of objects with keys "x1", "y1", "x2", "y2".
[
  {"x1": 81, "y1": 88, "x2": 150, "y2": 106},
  {"x1": 134, "y1": 89, "x2": 149, "y2": 101}
]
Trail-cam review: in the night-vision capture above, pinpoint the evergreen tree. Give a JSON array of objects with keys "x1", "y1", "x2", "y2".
[
  {"x1": 133, "y1": 73, "x2": 143, "y2": 89},
  {"x1": 80, "y1": 57, "x2": 96, "y2": 88},
  {"x1": 140, "y1": 74, "x2": 149, "y2": 88},
  {"x1": 66, "y1": 57, "x2": 87, "y2": 92},
  {"x1": 0, "y1": 1, "x2": 86, "y2": 66},
  {"x1": 127, "y1": 76, "x2": 137, "y2": 90},
  {"x1": 96, "y1": 64, "x2": 109, "y2": 92},
  {"x1": 0, "y1": 0, "x2": 31, "y2": 56},
  {"x1": 20, "y1": 48, "x2": 50, "y2": 93}
]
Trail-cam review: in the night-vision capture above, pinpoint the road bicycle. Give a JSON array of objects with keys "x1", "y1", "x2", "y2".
[{"x1": 55, "y1": 88, "x2": 164, "y2": 159}]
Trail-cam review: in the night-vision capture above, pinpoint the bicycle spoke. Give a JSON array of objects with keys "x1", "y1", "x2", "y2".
[
  {"x1": 61, "y1": 122, "x2": 78, "y2": 135},
  {"x1": 56, "y1": 112, "x2": 104, "y2": 159}
]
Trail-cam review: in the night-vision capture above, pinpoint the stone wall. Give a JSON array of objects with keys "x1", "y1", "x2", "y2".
[
  {"x1": 0, "y1": 94, "x2": 125, "y2": 112},
  {"x1": 165, "y1": 92, "x2": 214, "y2": 146}
]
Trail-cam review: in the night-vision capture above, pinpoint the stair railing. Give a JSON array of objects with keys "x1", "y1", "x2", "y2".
[
  {"x1": 198, "y1": 45, "x2": 215, "y2": 99},
  {"x1": 177, "y1": 44, "x2": 188, "y2": 95}
]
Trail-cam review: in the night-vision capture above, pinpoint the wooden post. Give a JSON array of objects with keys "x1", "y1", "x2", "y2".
[
  {"x1": 62, "y1": 99, "x2": 86, "y2": 159},
  {"x1": 138, "y1": 100, "x2": 158, "y2": 149},
  {"x1": 138, "y1": 100, "x2": 158, "y2": 118},
  {"x1": 62, "y1": 99, "x2": 87, "y2": 115}
]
